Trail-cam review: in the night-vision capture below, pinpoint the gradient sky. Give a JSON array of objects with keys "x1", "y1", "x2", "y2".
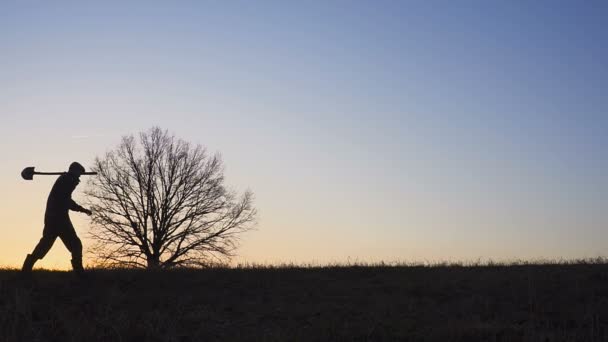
[{"x1": 1, "y1": 1, "x2": 607, "y2": 269}]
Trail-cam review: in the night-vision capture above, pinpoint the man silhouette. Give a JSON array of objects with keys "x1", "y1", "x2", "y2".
[{"x1": 22, "y1": 162, "x2": 92, "y2": 274}]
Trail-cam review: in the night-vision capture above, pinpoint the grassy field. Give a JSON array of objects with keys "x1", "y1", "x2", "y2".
[{"x1": 1, "y1": 261, "x2": 608, "y2": 341}]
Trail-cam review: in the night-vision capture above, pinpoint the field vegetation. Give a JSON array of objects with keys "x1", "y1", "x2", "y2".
[{"x1": 2, "y1": 259, "x2": 608, "y2": 341}]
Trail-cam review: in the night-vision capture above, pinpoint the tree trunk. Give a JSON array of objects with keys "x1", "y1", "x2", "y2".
[{"x1": 147, "y1": 256, "x2": 160, "y2": 270}]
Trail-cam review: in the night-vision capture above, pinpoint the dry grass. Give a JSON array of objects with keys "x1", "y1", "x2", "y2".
[{"x1": 1, "y1": 260, "x2": 608, "y2": 341}]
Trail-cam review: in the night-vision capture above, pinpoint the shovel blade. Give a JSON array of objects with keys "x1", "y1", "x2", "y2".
[{"x1": 21, "y1": 167, "x2": 35, "y2": 180}]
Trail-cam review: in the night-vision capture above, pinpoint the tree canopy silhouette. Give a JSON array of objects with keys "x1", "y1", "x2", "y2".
[{"x1": 85, "y1": 127, "x2": 256, "y2": 269}]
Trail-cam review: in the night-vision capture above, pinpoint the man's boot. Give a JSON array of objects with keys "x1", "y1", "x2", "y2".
[
  {"x1": 21, "y1": 254, "x2": 36, "y2": 272},
  {"x1": 71, "y1": 257, "x2": 85, "y2": 276}
]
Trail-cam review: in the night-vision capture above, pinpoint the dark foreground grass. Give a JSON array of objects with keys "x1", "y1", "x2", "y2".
[{"x1": 2, "y1": 262, "x2": 608, "y2": 341}]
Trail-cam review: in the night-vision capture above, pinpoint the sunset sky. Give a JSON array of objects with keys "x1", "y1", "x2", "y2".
[{"x1": 1, "y1": 1, "x2": 607, "y2": 269}]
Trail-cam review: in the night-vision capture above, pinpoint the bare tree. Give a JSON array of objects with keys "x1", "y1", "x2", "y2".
[{"x1": 85, "y1": 127, "x2": 256, "y2": 269}]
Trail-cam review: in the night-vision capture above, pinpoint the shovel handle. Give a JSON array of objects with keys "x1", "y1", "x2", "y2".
[{"x1": 34, "y1": 172, "x2": 98, "y2": 176}]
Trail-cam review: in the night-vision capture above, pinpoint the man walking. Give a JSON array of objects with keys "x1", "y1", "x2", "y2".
[{"x1": 22, "y1": 162, "x2": 92, "y2": 274}]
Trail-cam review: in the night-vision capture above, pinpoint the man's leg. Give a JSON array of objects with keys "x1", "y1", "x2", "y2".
[
  {"x1": 22, "y1": 228, "x2": 57, "y2": 272},
  {"x1": 58, "y1": 222, "x2": 84, "y2": 274}
]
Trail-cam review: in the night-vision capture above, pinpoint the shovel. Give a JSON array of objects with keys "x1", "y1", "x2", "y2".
[{"x1": 21, "y1": 167, "x2": 97, "y2": 180}]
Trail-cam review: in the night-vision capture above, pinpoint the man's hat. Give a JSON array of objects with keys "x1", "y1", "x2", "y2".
[{"x1": 68, "y1": 162, "x2": 86, "y2": 175}]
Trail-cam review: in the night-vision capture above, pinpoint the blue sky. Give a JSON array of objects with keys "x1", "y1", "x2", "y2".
[{"x1": 0, "y1": 1, "x2": 606, "y2": 267}]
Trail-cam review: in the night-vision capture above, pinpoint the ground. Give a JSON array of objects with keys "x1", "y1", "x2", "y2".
[{"x1": 1, "y1": 262, "x2": 608, "y2": 341}]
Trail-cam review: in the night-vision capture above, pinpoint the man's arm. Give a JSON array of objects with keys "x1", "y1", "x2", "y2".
[{"x1": 69, "y1": 199, "x2": 92, "y2": 216}]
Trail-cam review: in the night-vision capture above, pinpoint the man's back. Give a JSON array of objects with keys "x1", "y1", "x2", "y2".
[{"x1": 45, "y1": 174, "x2": 79, "y2": 220}]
